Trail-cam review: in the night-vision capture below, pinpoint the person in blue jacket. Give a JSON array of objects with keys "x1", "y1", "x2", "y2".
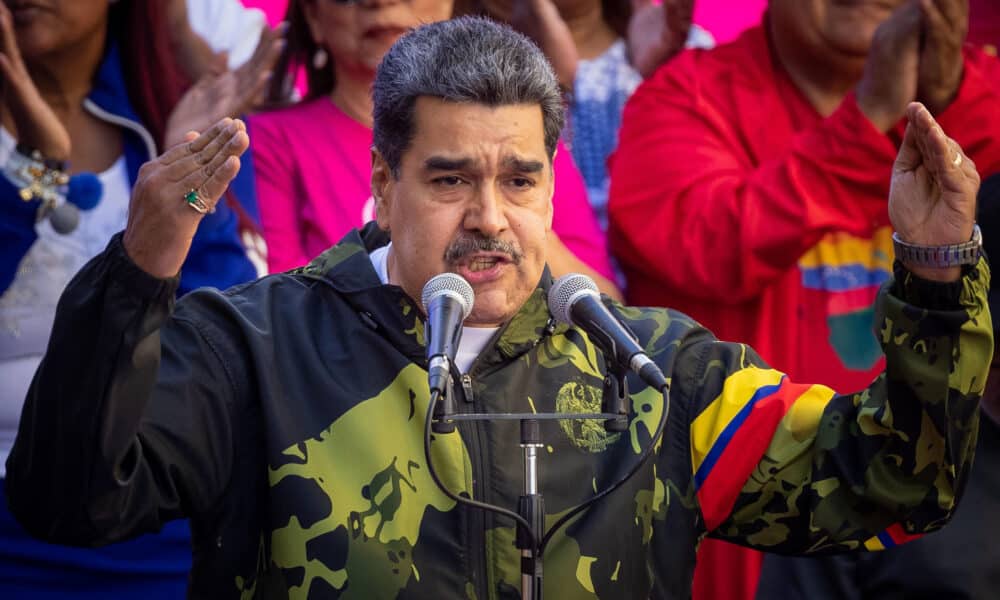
[{"x1": 0, "y1": 0, "x2": 279, "y2": 596}]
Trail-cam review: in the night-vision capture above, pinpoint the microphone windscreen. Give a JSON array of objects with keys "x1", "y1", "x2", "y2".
[
  {"x1": 48, "y1": 202, "x2": 80, "y2": 234},
  {"x1": 421, "y1": 273, "x2": 475, "y2": 318},
  {"x1": 67, "y1": 173, "x2": 103, "y2": 211},
  {"x1": 547, "y1": 273, "x2": 599, "y2": 325}
]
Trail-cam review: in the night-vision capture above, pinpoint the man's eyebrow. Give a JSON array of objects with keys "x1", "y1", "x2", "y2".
[
  {"x1": 424, "y1": 156, "x2": 474, "y2": 171},
  {"x1": 502, "y1": 157, "x2": 545, "y2": 173}
]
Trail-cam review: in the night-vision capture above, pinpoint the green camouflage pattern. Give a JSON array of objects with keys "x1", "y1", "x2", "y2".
[{"x1": 238, "y1": 227, "x2": 991, "y2": 599}]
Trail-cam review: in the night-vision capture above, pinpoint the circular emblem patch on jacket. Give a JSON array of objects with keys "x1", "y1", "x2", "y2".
[{"x1": 556, "y1": 381, "x2": 621, "y2": 452}]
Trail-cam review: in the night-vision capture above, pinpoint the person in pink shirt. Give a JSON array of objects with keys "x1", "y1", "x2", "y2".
[{"x1": 250, "y1": 0, "x2": 619, "y2": 296}]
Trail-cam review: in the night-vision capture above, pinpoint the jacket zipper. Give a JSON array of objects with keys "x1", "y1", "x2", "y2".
[
  {"x1": 460, "y1": 342, "x2": 494, "y2": 600},
  {"x1": 461, "y1": 374, "x2": 475, "y2": 403},
  {"x1": 459, "y1": 318, "x2": 553, "y2": 599},
  {"x1": 83, "y1": 99, "x2": 158, "y2": 161},
  {"x1": 457, "y1": 364, "x2": 491, "y2": 600}
]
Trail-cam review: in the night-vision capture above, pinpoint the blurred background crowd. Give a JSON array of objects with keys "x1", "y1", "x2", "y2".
[{"x1": 1, "y1": 0, "x2": 998, "y2": 598}]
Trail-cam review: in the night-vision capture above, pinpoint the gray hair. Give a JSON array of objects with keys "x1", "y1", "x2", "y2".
[{"x1": 372, "y1": 16, "x2": 566, "y2": 177}]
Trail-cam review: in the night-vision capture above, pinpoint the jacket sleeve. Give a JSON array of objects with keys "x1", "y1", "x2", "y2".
[
  {"x1": 0, "y1": 171, "x2": 42, "y2": 295},
  {"x1": 675, "y1": 259, "x2": 992, "y2": 554},
  {"x1": 4, "y1": 234, "x2": 237, "y2": 547},
  {"x1": 249, "y1": 115, "x2": 312, "y2": 274}
]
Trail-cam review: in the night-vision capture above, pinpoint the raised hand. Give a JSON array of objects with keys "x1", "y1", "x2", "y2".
[
  {"x1": 856, "y1": 0, "x2": 921, "y2": 132},
  {"x1": 123, "y1": 119, "x2": 249, "y2": 279},
  {"x1": 509, "y1": 0, "x2": 578, "y2": 89},
  {"x1": 626, "y1": 0, "x2": 693, "y2": 79},
  {"x1": 0, "y1": 3, "x2": 70, "y2": 160},
  {"x1": 917, "y1": 0, "x2": 968, "y2": 115},
  {"x1": 163, "y1": 23, "x2": 286, "y2": 149},
  {"x1": 888, "y1": 103, "x2": 979, "y2": 282}
]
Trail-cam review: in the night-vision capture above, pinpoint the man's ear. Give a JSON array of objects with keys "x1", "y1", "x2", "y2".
[{"x1": 371, "y1": 146, "x2": 392, "y2": 230}]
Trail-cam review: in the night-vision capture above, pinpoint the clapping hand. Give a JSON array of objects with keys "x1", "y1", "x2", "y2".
[
  {"x1": 917, "y1": 0, "x2": 968, "y2": 115},
  {"x1": 123, "y1": 119, "x2": 249, "y2": 279},
  {"x1": 626, "y1": 0, "x2": 693, "y2": 79},
  {"x1": 164, "y1": 23, "x2": 286, "y2": 149},
  {"x1": 509, "y1": 0, "x2": 578, "y2": 89},
  {"x1": 857, "y1": 0, "x2": 969, "y2": 132},
  {"x1": 888, "y1": 103, "x2": 979, "y2": 282},
  {"x1": 0, "y1": 3, "x2": 70, "y2": 161}
]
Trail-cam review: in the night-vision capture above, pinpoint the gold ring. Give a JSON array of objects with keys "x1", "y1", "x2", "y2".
[
  {"x1": 953, "y1": 152, "x2": 963, "y2": 168},
  {"x1": 184, "y1": 189, "x2": 212, "y2": 214}
]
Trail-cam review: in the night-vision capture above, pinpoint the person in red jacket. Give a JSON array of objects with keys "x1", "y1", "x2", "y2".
[{"x1": 607, "y1": 1, "x2": 1000, "y2": 599}]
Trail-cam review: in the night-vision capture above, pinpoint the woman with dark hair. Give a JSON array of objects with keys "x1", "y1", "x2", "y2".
[
  {"x1": 251, "y1": 0, "x2": 621, "y2": 298},
  {"x1": 0, "y1": 1, "x2": 279, "y2": 596}
]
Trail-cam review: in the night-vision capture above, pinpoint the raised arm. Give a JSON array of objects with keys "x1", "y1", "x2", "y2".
[
  {"x1": 5, "y1": 119, "x2": 249, "y2": 545},
  {"x1": 679, "y1": 103, "x2": 991, "y2": 553}
]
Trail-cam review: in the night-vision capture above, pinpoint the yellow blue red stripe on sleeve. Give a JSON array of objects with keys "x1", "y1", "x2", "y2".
[
  {"x1": 690, "y1": 366, "x2": 836, "y2": 531},
  {"x1": 862, "y1": 523, "x2": 926, "y2": 550}
]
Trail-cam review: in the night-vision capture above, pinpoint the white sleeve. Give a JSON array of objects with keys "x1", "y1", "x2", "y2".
[{"x1": 186, "y1": 0, "x2": 268, "y2": 69}]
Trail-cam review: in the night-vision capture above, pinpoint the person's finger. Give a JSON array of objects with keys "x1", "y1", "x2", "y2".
[
  {"x1": 202, "y1": 156, "x2": 242, "y2": 203},
  {"x1": 160, "y1": 118, "x2": 233, "y2": 166},
  {"x1": 237, "y1": 37, "x2": 283, "y2": 98},
  {"x1": 881, "y1": 0, "x2": 922, "y2": 42},
  {"x1": 894, "y1": 122, "x2": 923, "y2": 174},
  {"x1": 161, "y1": 121, "x2": 235, "y2": 179},
  {"x1": 165, "y1": 120, "x2": 243, "y2": 181},
  {"x1": 894, "y1": 103, "x2": 927, "y2": 173},
  {"x1": 0, "y1": 5, "x2": 25, "y2": 68},
  {"x1": 243, "y1": 23, "x2": 287, "y2": 78},
  {"x1": 923, "y1": 112, "x2": 968, "y2": 192},
  {"x1": 911, "y1": 104, "x2": 937, "y2": 172},
  {"x1": 203, "y1": 131, "x2": 249, "y2": 174},
  {"x1": 0, "y1": 54, "x2": 13, "y2": 81},
  {"x1": 211, "y1": 50, "x2": 229, "y2": 75},
  {"x1": 932, "y1": 0, "x2": 968, "y2": 34},
  {"x1": 921, "y1": 0, "x2": 950, "y2": 44},
  {"x1": 181, "y1": 155, "x2": 242, "y2": 215}
]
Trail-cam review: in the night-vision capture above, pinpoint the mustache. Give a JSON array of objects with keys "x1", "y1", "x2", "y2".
[{"x1": 443, "y1": 233, "x2": 524, "y2": 265}]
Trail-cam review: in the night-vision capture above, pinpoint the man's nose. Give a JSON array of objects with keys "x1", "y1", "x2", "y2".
[{"x1": 464, "y1": 183, "x2": 509, "y2": 237}]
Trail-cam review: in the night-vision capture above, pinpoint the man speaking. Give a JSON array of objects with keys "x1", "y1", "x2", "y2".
[{"x1": 6, "y1": 17, "x2": 993, "y2": 600}]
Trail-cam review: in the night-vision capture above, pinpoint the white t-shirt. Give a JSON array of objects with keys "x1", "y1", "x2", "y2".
[
  {"x1": 0, "y1": 129, "x2": 132, "y2": 476},
  {"x1": 370, "y1": 243, "x2": 497, "y2": 373}
]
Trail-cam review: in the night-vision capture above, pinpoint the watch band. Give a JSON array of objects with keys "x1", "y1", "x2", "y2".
[{"x1": 892, "y1": 225, "x2": 982, "y2": 268}]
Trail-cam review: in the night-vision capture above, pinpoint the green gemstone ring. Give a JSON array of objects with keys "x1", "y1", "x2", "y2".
[{"x1": 184, "y1": 189, "x2": 211, "y2": 214}]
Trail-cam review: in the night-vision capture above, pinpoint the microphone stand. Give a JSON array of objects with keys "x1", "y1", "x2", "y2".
[{"x1": 428, "y1": 366, "x2": 634, "y2": 600}]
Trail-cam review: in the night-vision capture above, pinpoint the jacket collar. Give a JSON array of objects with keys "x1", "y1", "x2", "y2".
[
  {"x1": 85, "y1": 40, "x2": 158, "y2": 161},
  {"x1": 298, "y1": 223, "x2": 567, "y2": 369}
]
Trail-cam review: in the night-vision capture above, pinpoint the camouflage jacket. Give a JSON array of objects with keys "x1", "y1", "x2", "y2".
[{"x1": 7, "y1": 224, "x2": 993, "y2": 599}]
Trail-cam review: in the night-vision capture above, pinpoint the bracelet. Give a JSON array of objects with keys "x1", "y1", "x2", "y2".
[{"x1": 892, "y1": 225, "x2": 983, "y2": 268}]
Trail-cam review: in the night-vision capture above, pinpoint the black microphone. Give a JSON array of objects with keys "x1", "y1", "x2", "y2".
[
  {"x1": 548, "y1": 274, "x2": 668, "y2": 390},
  {"x1": 421, "y1": 273, "x2": 475, "y2": 396}
]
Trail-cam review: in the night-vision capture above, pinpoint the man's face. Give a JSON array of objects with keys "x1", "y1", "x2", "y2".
[
  {"x1": 373, "y1": 97, "x2": 554, "y2": 327},
  {"x1": 770, "y1": 0, "x2": 906, "y2": 58}
]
